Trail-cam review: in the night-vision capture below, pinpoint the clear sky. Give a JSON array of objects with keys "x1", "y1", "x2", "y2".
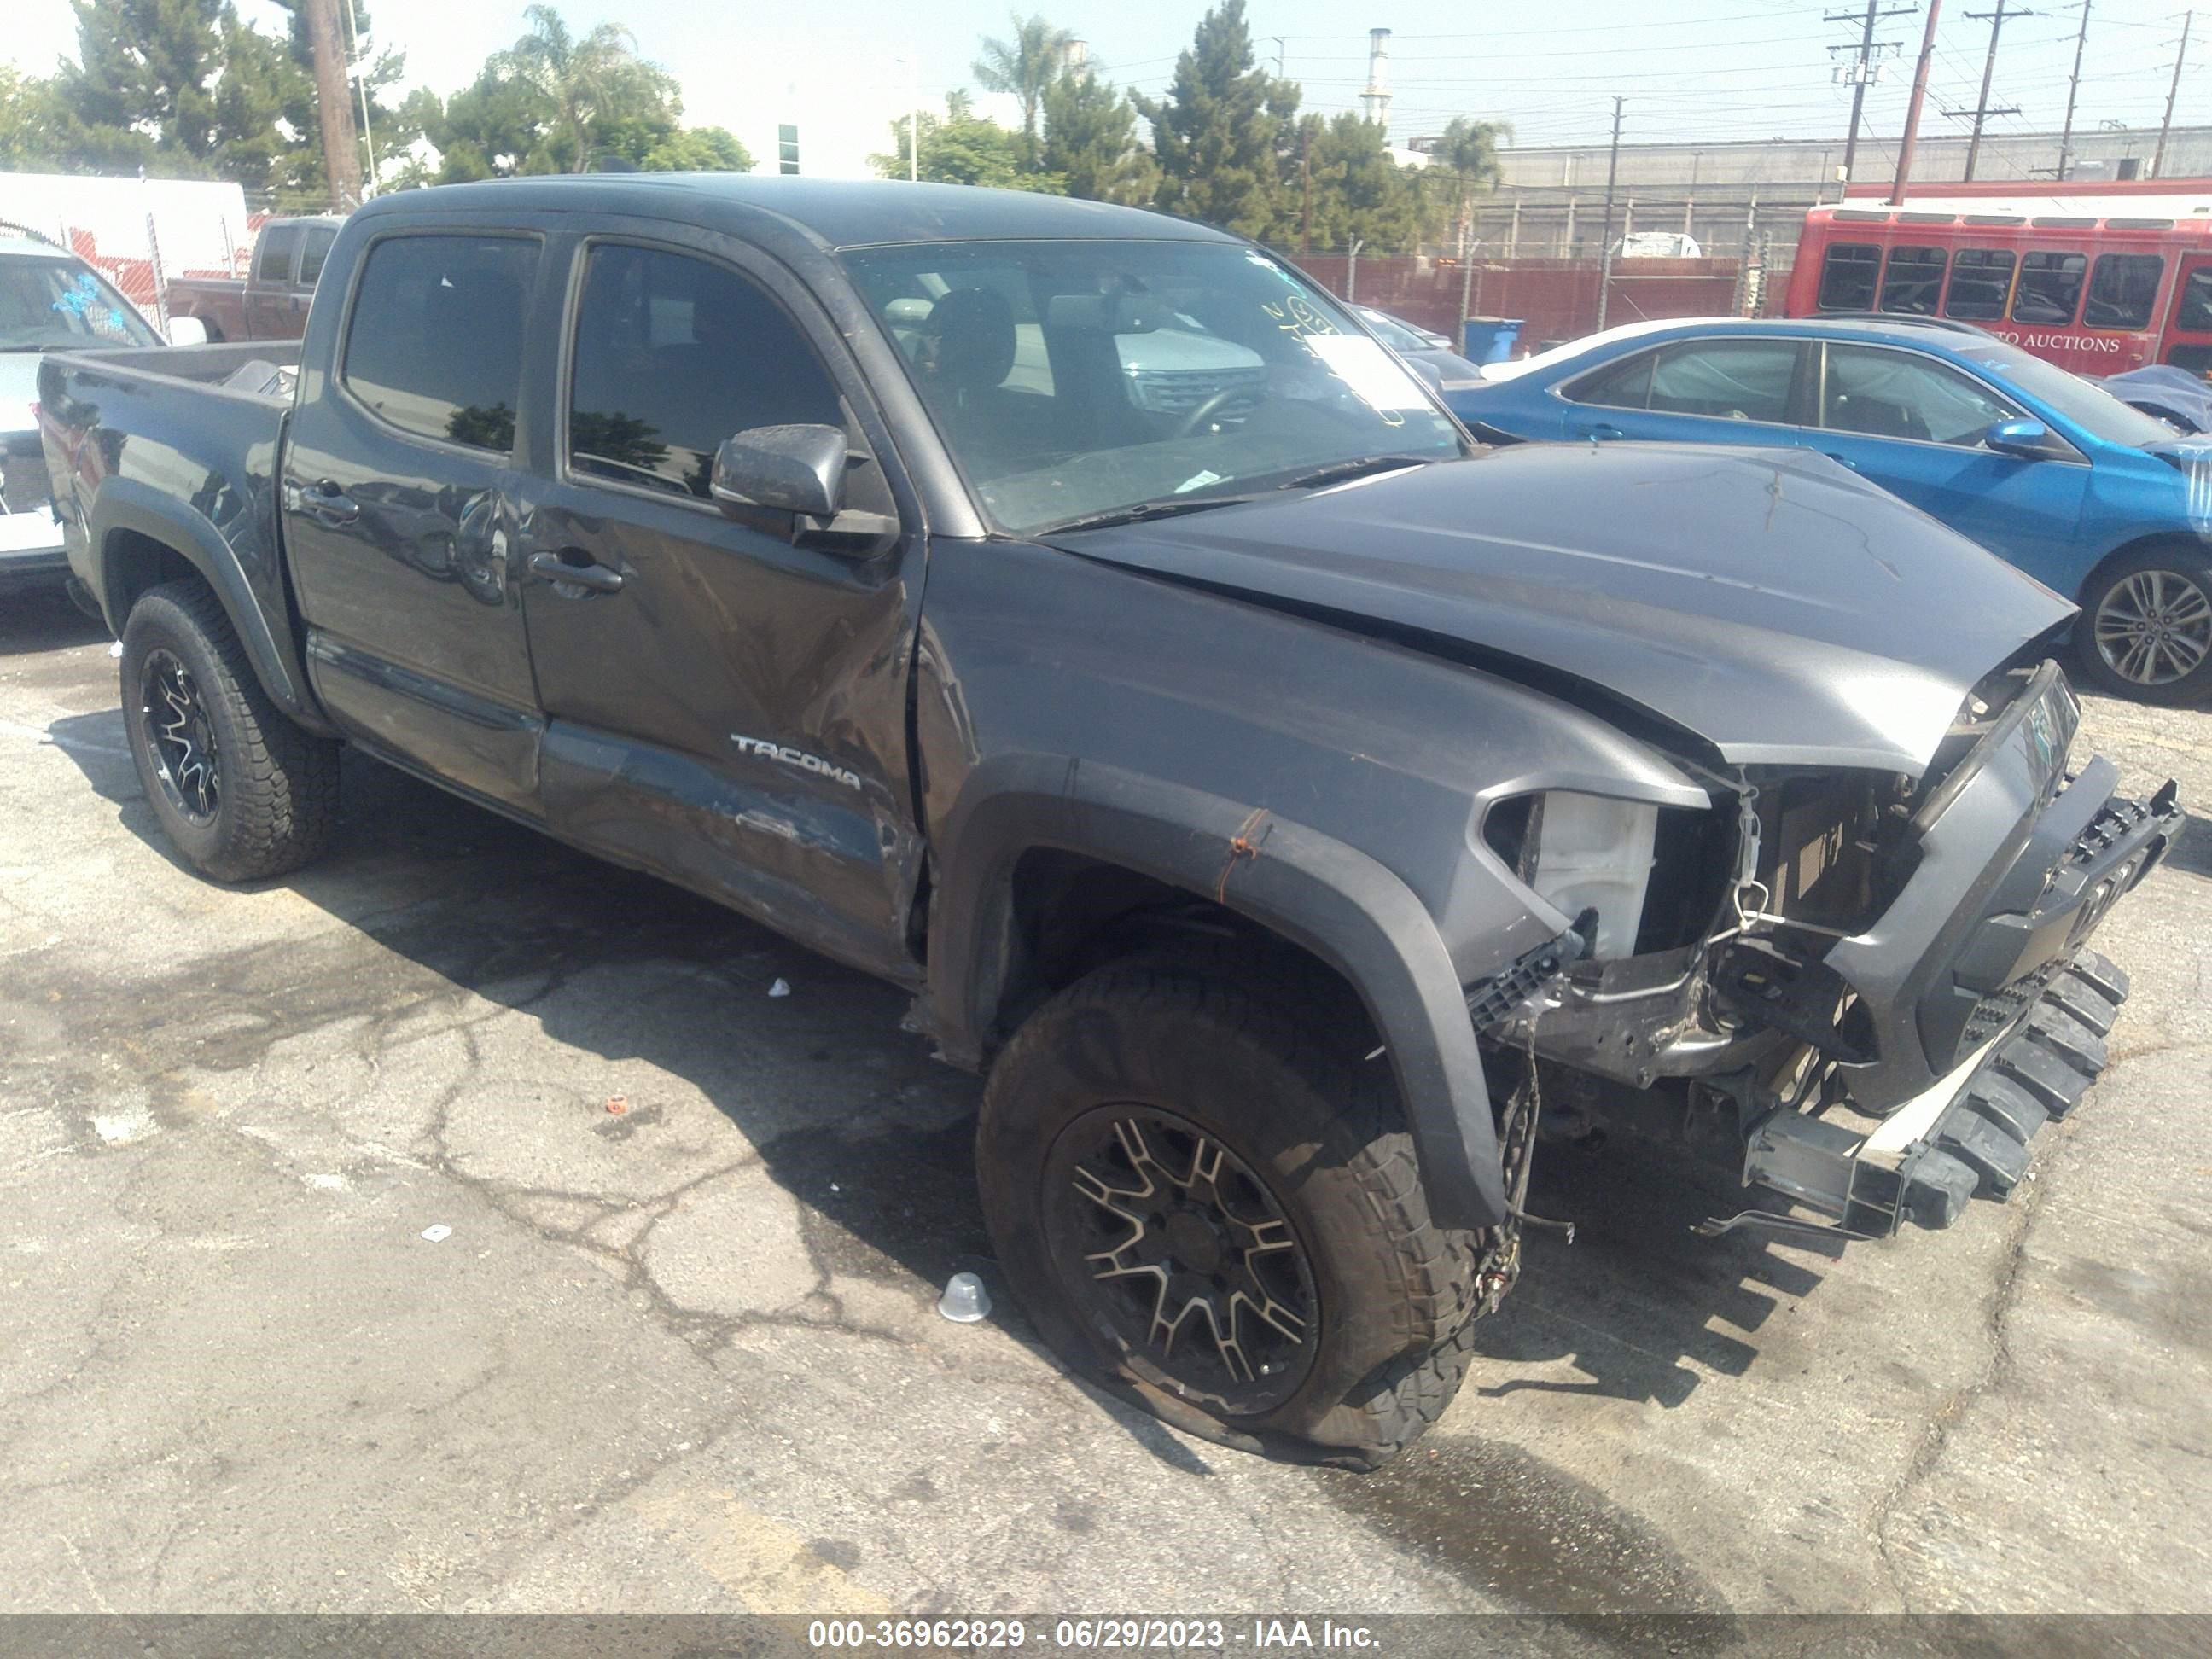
[{"x1": 7, "y1": 1, "x2": 2208, "y2": 179}]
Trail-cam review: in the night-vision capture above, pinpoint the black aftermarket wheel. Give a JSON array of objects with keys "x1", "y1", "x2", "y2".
[
  {"x1": 1043, "y1": 1103, "x2": 1321, "y2": 1415},
  {"x1": 120, "y1": 581, "x2": 340, "y2": 882},
  {"x1": 977, "y1": 958, "x2": 1484, "y2": 1470}
]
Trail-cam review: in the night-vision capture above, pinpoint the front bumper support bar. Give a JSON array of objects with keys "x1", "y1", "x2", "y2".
[{"x1": 1714, "y1": 948, "x2": 2128, "y2": 1239}]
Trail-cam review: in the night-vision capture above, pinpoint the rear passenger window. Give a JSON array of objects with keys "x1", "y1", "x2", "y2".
[
  {"x1": 2011, "y1": 252, "x2": 2086, "y2": 325},
  {"x1": 567, "y1": 243, "x2": 844, "y2": 501},
  {"x1": 254, "y1": 228, "x2": 298, "y2": 284},
  {"x1": 1565, "y1": 349, "x2": 1656, "y2": 410},
  {"x1": 1877, "y1": 247, "x2": 1946, "y2": 315},
  {"x1": 1817, "y1": 244, "x2": 1881, "y2": 311},
  {"x1": 297, "y1": 227, "x2": 335, "y2": 288},
  {"x1": 2083, "y1": 253, "x2": 2163, "y2": 330},
  {"x1": 342, "y1": 235, "x2": 539, "y2": 453},
  {"x1": 1944, "y1": 249, "x2": 2015, "y2": 320}
]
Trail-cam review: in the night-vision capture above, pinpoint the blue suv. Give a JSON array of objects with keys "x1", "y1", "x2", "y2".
[{"x1": 1456, "y1": 316, "x2": 2212, "y2": 702}]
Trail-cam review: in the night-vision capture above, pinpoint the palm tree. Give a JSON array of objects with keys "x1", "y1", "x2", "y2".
[
  {"x1": 972, "y1": 13, "x2": 1074, "y2": 167},
  {"x1": 1435, "y1": 116, "x2": 1509, "y2": 255},
  {"x1": 495, "y1": 4, "x2": 644, "y2": 173}
]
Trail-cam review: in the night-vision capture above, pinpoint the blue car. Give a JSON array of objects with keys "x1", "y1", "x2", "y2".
[{"x1": 1457, "y1": 316, "x2": 2212, "y2": 702}]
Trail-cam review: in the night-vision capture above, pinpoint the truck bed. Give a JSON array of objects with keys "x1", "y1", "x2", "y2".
[
  {"x1": 38, "y1": 340, "x2": 302, "y2": 656},
  {"x1": 52, "y1": 341, "x2": 301, "y2": 405}
]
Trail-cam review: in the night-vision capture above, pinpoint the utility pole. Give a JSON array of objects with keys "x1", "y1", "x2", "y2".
[
  {"x1": 303, "y1": 0, "x2": 363, "y2": 209},
  {"x1": 1890, "y1": 0, "x2": 1944, "y2": 203},
  {"x1": 1595, "y1": 96, "x2": 1624, "y2": 330},
  {"x1": 1827, "y1": 3, "x2": 1916, "y2": 184},
  {"x1": 1959, "y1": 1, "x2": 2035, "y2": 182},
  {"x1": 2154, "y1": 10, "x2": 2192, "y2": 179},
  {"x1": 343, "y1": 0, "x2": 376, "y2": 195},
  {"x1": 2057, "y1": 2, "x2": 2092, "y2": 179},
  {"x1": 1300, "y1": 125, "x2": 1313, "y2": 254},
  {"x1": 1271, "y1": 35, "x2": 1287, "y2": 78}
]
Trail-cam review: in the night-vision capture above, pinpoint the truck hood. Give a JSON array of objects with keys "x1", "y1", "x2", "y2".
[{"x1": 1047, "y1": 442, "x2": 2075, "y2": 777}]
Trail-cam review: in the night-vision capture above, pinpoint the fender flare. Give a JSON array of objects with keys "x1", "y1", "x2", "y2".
[
  {"x1": 923, "y1": 754, "x2": 1507, "y2": 1231},
  {"x1": 89, "y1": 477, "x2": 335, "y2": 736}
]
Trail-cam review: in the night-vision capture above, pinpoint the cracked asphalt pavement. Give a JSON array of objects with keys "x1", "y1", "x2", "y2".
[{"x1": 3, "y1": 585, "x2": 2209, "y2": 1618}]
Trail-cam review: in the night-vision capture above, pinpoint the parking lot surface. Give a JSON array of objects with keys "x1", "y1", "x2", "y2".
[{"x1": 3, "y1": 585, "x2": 2209, "y2": 1617}]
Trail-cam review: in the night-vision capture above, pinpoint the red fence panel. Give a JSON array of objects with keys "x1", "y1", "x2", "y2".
[{"x1": 1287, "y1": 253, "x2": 1750, "y2": 351}]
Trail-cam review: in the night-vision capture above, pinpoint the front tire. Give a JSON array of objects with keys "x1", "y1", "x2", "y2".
[
  {"x1": 2075, "y1": 544, "x2": 2212, "y2": 704},
  {"x1": 120, "y1": 580, "x2": 340, "y2": 882},
  {"x1": 976, "y1": 960, "x2": 1481, "y2": 1470}
]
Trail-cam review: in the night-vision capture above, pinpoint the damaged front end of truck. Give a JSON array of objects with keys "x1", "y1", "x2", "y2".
[
  {"x1": 1470, "y1": 656, "x2": 2180, "y2": 1246},
  {"x1": 1061, "y1": 444, "x2": 2184, "y2": 1266}
]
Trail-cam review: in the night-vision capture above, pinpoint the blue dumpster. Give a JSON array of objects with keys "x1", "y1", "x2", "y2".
[{"x1": 1459, "y1": 317, "x2": 1524, "y2": 364}]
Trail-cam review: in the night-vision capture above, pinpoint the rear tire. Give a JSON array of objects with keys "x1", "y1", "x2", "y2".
[
  {"x1": 976, "y1": 959, "x2": 1481, "y2": 1470},
  {"x1": 119, "y1": 580, "x2": 339, "y2": 882},
  {"x1": 2075, "y1": 544, "x2": 2212, "y2": 705}
]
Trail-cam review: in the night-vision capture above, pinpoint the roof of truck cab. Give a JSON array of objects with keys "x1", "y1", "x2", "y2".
[{"x1": 351, "y1": 174, "x2": 1240, "y2": 251}]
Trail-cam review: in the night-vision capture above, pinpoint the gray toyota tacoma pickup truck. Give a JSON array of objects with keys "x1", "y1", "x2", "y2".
[{"x1": 36, "y1": 177, "x2": 2181, "y2": 1469}]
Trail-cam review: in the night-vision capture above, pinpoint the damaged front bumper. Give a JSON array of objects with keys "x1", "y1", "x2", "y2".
[
  {"x1": 1716, "y1": 663, "x2": 2180, "y2": 1238},
  {"x1": 1710, "y1": 946, "x2": 2131, "y2": 1239}
]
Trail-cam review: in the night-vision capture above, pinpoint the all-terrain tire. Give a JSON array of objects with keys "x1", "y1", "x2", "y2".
[
  {"x1": 119, "y1": 579, "x2": 340, "y2": 882},
  {"x1": 976, "y1": 958, "x2": 1482, "y2": 1470},
  {"x1": 2074, "y1": 542, "x2": 2212, "y2": 706}
]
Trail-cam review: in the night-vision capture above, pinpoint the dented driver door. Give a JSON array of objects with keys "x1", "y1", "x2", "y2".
[{"x1": 515, "y1": 224, "x2": 927, "y2": 984}]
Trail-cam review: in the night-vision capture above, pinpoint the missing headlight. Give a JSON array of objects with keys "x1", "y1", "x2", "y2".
[{"x1": 1485, "y1": 791, "x2": 1735, "y2": 958}]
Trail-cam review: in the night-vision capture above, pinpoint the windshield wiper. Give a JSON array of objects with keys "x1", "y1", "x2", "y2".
[
  {"x1": 1036, "y1": 493, "x2": 1260, "y2": 536},
  {"x1": 1280, "y1": 455, "x2": 1434, "y2": 491}
]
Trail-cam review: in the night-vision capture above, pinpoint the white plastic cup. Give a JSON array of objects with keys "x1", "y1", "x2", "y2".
[{"x1": 937, "y1": 1270, "x2": 991, "y2": 1324}]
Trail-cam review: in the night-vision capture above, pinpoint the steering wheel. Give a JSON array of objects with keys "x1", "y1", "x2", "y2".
[{"x1": 1174, "y1": 387, "x2": 1258, "y2": 439}]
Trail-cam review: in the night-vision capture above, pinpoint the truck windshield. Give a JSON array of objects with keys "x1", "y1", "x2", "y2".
[
  {"x1": 840, "y1": 239, "x2": 1464, "y2": 533},
  {"x1": 0, "y1": 255, "x2": 163, "y2": 351}
]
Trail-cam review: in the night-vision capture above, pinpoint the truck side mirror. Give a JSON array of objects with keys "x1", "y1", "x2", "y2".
[
  {"x1": 1984, "y1": 416, "x2": 2060, "y2": 460},
  {"x1": 166, "y1": 316, "x2": 209, "y2": 347},
  {"x1": 711, "y1": 424, "x2": 847, "y2": 521}
]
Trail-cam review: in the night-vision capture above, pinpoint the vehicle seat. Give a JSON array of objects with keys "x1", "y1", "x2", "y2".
[
  {"x1": 915, "y1": 288, "x2": 1052, "y2": 474},
  {"x1": 1831, "y1": 394, "x2": 1929, "y2": 442}
]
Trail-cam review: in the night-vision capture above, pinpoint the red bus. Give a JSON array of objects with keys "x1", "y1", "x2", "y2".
[{"x1": 1784, "y1": 182, "x2": 2212, "y2": 377}]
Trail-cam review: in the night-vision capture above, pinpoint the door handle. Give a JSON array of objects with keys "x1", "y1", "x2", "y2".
[
  {"x1": 1575, "y1": 422, "x2": 1624, "y2": 441},
  {"x1": 288, "y1": 479, "x2": 359, "y2": 524},
  {"x1": 527, "y1": 550, "x2": 624, "y2": 594},
  {"x1": 1822, "y1": 451, "x2": 1860, "y2": 470}
]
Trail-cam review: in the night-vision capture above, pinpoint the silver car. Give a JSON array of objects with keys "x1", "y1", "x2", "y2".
[{"x1": 1, "y1": 230, "x2": 192, "y2": 607}]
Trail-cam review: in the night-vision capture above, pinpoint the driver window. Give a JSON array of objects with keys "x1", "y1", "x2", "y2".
[
  {"x1": 1819, "y1": 344, "x2": 2012, "y2": 445},
  {"x1": 568, "y1": 243, "x2": 846, "y2": 501}
]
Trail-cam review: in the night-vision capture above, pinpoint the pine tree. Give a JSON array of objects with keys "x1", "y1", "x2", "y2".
[
  {"x1": 1039, "y1": 67, "x2": 1156, "y2": 206},
  {"x1": 1299, "y1": 114, "x2": 1426, "y2": 254},
  {"x1": 1134, "y1": 1, "x2": 1295, "y2": 239}
]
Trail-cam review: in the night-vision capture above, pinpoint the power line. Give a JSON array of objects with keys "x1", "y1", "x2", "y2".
[
  {"x1": 1951, "y1": 0, "x2": 2037, "y2": 179},
  {"x1": 1827, "y1": 4, "x2": 1919, "y2": 183},
  {"x1": 2153, "y1": 9, "x2": 2192, "y2": 178},
  {"x1": 2055, "y1": 1, "x2": 2093, "y2": 178}
]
